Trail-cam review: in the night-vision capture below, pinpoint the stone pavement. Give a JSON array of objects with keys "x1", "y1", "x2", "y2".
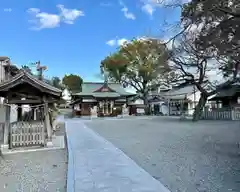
[{"x1": 65, "y1": 119, "x2": 171, "y2": 192}]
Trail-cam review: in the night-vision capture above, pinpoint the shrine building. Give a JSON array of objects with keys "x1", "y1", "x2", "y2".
[{"x1": 71, "y1": 82, "x2": 135, "y2": 117}]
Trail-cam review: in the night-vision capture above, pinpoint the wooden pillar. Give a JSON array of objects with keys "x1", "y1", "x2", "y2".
[
  {"x1": 3, "y1": 103, "x2": 10, "y2": 146},
  {"x1": 17, "y1": 104, "x2": 22, "y2": 121},
  {"x1": 102, "y1": 101, "x2": 104, "y2": 114},
  {"x1": 43, "y1": 96, "x2": 52, "y2": 147},
  {"x1": 106, "y1": 100, "x2": 108, "y2": 114},
  {"x1": 168, "y1": 98, "x2": 170, "y2": 116},
  {"x1": 34, "y1": 108, "x2": 37, "y2": 120},
  {"x1": 121, "y1": 104, "x2": 124, "y2": 116},
  {"x1": 1, "y1": 93, "x2": 13, "y2": 151},
  {"x1": 110, "y1": 101, "x2": 113, "y2": 114}
]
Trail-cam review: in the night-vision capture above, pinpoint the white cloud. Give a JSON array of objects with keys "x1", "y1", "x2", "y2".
[
  {"x1": 28, "y1": 8, "x2": 40, "y2": 14},
  {"x1": 27, "y1": 5, "x2": 84, "y2": 30},
  {"x1": 146, "y1": 0, "x2": 189, "y2": 6},
  {"x1": 106, "y1": 38, "x2": 128, "y2": 46},
  {"x1": 3, "y1": 8, "x2": 12, "y2": 12},
  {"x1": 119, "y1": 1, "x2": 136, "y2": 20},
  {"x1": 117, "y1": 38, "x2": 128, "y2": 46},
  {"x1": 57, "y1": 4, "x2": 84, "y2": 24},
  {"x1": 140, "y1": 0, "x2": 162, "y2": 17},
  {"x1": 106, "y1": 39, "x2": 116, "y2": 46},
  {"x1": 140, "y1": 0, "x2": 190, "y2": 16},
  {"x1": 121, "y1": 7, "x2": 136, "y2": 20},
  {"x1": 141, "y1": 4, "x2": 154, "y2": 16},
  {"x1": 27, "y1": 8, "x2": 60, "y2": 30}
]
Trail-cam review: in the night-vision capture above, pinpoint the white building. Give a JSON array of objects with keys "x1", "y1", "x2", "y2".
[
  {"x1": 62, "y1": 88, "x2": 71, "y2": 102},
  {"x1": 149, "y1": 83, "x2": 213, "y2": 116},
  {"x1": 161, "y1": 84, "x2": 200, "y2": 115},
  {"x1": 0, "y1": 57, "x2": 10, "y2": 103},
  {"x1": 0, "y1": 57, "x2": 19, "y2": 123}
]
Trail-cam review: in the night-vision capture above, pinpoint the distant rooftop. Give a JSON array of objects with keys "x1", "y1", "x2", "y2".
[{"x1": 0, "y1": 56, "x2": 10, "y2": 61}]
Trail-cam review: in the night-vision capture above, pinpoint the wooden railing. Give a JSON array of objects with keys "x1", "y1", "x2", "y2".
[
  {"x1": 201, "y1": 110, "x2": 240, "y2": 120},
  {"x1": 10, "y1": 121, "x2": 45, "y2": 148},
  {"x1": 233, "y1": 111, "x2": 240, "y2": 120}
]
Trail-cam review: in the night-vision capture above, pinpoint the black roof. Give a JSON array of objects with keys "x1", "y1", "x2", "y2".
[
  {"x1": 209, "y1": 83, "x2": 240, "y2": 100},
  {"x1": 0, "y1": 56, "x2": 10, "y2": 61}
]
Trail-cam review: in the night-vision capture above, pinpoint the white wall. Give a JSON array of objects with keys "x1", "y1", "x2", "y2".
[
  {"x1": 150, "y1": 102, "x2": 169, "y2": 115},
  {"x1": 10, "y1": 105, "x2": 18, "y2": 123},
  {"x1": 0, "y1": 104, "x2": 18, "y2": 123},
  {"x1": 128, "y1": 99, "x2": 144, "y2": 105},
  {"x1": 0, "y1": 105, "x2": 5, "y2": 122},
  {"x1": 62, "y1": 88, "x2": 71, "y2": 101},
  {"x1": 187, "y1": 91, "x2": 201, "y2": 103},
  {"x1": 0, "y1": 61, "x2": 20, "y2": 123},
  {"x1": 186, "y1": 90, "x2": 201, "y2": 115},
  {"x1": 160, "y1": 104, "x2": 169, "y2": 115},
  {"x1": 152, "y1": 90, "x2": 202, "y2": 116}
]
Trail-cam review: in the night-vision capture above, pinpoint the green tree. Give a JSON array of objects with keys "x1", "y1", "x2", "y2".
[
  {"x1": 162, "y1": 0, "x2": 240, "y2": 121},
  {"x1": 157, "y1": 0, "x2": 239, "y2": 78},
  {"x1": 169, "y1": 33, "x2": 220, "y2": 121},
  {"x1": 100, "y1": 38, "x2": 175, "y2": 113},
  {"x1": 51, "y1": 76, "x2": 64, "y2": 89},
  {"x1": 181, "y1": 0, "x2": 240, "y2": 78},
  {"x1": 62, "y1": 74, "x2": 83, "y2": 92},
  {"x1": 21, "y1": 65, "x2": 32, "y2": 74}
]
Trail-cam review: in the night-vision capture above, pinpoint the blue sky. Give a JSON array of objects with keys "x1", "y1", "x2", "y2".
[{"x1": 0, "y1": 0, "x2": 180, "y2": 81}]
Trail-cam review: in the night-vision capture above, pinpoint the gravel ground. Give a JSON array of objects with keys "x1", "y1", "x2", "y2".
[
  {"x1": 85, "y1": 117, "x2": 240, "y2": 192},
  {"x1": 0, "y1": 149, "x2": 67, "y2": 192},
  {"x1": 0, "y1": 119, "x2": 67, "y2": 192}
]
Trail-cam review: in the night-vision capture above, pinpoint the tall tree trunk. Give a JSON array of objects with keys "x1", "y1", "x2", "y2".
[
  {"x1": 143, "y1": 94, "x2": 150, "y2": 115},
  {"x1": 192, "y1": 93, "x2": 208, "y2": 121}
]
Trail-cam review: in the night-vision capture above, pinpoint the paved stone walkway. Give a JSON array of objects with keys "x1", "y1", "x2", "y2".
[{"x1": 65, "y1": 119, "x2": 170, "y2": 192}]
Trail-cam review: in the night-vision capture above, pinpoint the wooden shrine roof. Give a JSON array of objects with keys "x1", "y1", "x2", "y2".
[
  {"x1": 209, "y1": 83, "x2": 240, "y2": 101},
  {"x1": 72, "y1": 82, "x2": 135, "y2": 98},
  {"x1": 0, "y1": 70, "x2": 62, "y2": 97}
]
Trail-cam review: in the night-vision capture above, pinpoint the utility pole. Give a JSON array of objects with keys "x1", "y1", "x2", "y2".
[{"x1": 36, "y1": 61, "x2": 47, "y2": 80}]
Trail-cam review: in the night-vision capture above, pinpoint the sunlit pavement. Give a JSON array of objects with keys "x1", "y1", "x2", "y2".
[
  {"x1": 85, "y1": 117, "x2": 240, "y2": 192},
  {"x1": 65, "y1": 119, "x2": 171, "y2": 192}
]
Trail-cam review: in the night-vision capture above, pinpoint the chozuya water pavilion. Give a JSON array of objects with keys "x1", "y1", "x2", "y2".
[
  {"x1": 0, "y1": 69, "x2": 62, "y2": 151},
  {"x1": 71, "y1": 72, "x2": 135, "y2": 117}
]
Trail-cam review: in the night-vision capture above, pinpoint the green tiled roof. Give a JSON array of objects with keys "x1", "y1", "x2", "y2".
[
  {"x1": 73, "y1": 82, "x2": 135, "y2": 97},
  {"x1": 93, "y1": 92, "x2": 120, "y2": 98}
]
